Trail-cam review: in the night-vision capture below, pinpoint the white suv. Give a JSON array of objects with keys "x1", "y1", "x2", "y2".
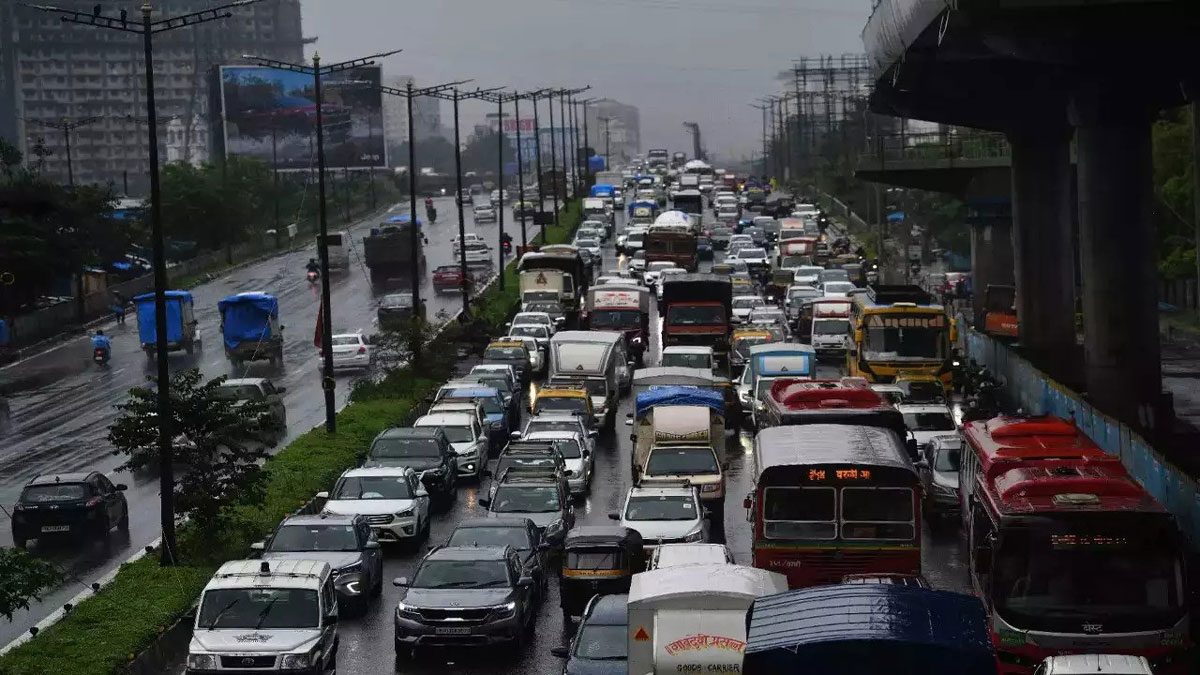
[{"x1": 319, "y1": 467, "x2": 432, "y2": 544}]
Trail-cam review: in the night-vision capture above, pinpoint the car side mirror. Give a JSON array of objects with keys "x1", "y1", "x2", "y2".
[
  {"x1": 607, "y1": 511, "x2": 620, "y2": 521},
  {"x1": 115, "y1": 483, "x2": 128, "y2": 491},
  {"x1": 551, "y1": 646, "x2": 570, "y2": 658},
  {"x1": 250, "y1": 541, "x2": 265, "y2": 552},
  {"x1": 905, "y1": 438, "x2": 919, "y2": 461},
  {"x1": 315, "y1": 491, "x2": 329, "y2": 500},
  {"x1": 365, "y1": 540, "x2": 381, "y2": 550},
  {"x1": 392, "y1": 577, "x2": 409, "y2": 587},
  {"x1": 478, "y1": 497, "x2": 491, "y2": 508},
  {"x1": 517, "y1": 576, "x2": 535, "y2": 588},
  {"x1": 275, "y1": 386, "x2": 287, "y2": 394},
  {"x1": 588, "y1": 430, "x2": 599, "y2": 438},
  {"x1": 510, "y1": 432, "x2": 522, "y2": 440}
]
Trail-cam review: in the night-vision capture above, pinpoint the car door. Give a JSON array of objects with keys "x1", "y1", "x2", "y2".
[
  {"x1": 89, "y1": 475, "x2": 119, "y2": 524},
  {"x1": 409, "y1": 473, "x2": 430, "y2": 524},
  {"x1": 509, "y1": 551, "x2": 532, "y2": 619}
]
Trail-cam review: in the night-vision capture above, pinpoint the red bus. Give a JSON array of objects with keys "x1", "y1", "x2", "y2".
[
  {"x1": 747, "y1": 424, "x2": 922, "y2": 588},
  {"x1": 962, "y1": 415, "x2": 1190, "y2": 673}
]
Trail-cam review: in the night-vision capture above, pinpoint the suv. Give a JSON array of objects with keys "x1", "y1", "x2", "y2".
[
  {"x1": 445, "y1": 518, "x2": 550, "y2": 603},
  {"x1": 524, "y1": 430, "x2": 594, "y2": 497},
  {"x1": 214, "y1": 377, "x2": 288, "y2": 443},
  {"x1": 611, "y1": 484, "x2": 707, "y2": 548},
  {"x1": 392, "y1": 546, "x2": 537, "y2": 657},
  {"x1": 12, "y1": 472, "x2": 129, "y2": 548},
  {"x1": 550, "y1": 593, "x2": 628, "y2": 674},
  {"x1": 320, "y1": 467, "x2": 432, "y2": 545},
  {"x1": 252, "y1": 513, "x2": 383, "y2": 615},
  {"x1": 362, "y1": 427, "x2": 457, "y2": 499},
  {"x1": 479, "y1": 473, "x2": 574, "y2": 548},
  {"x1": 415, "y1": 412, "x2": 488, "y2": 481},
  {"x1": 188, "y1": 559, "x2": 338, "y2": 675}
]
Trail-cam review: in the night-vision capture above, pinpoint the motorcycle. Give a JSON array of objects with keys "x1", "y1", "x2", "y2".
[
  {"x1": 501, "y1": 239, "x2": 512, "y2": 255},
  {"x1": 93, "y1": 346, "x2": 110, "y2": 367},
  {"x1": 306, "y1": 270, "x2": 319, "y2": 285},
  {"x1": 426, "y1": 206, "x2": 437, "y2": 223}
]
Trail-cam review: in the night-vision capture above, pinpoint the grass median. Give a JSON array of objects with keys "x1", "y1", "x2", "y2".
[{"x1": 0, "y1": 199, "x2": 581, "y2": 675}]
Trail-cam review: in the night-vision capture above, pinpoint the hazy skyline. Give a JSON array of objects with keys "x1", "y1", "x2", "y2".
[{"x1": 301, "y1": 0, "x2": 870, "y2": 164}]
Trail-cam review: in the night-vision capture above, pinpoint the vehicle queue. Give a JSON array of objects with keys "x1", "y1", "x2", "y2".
[{"x1": 169, "y1": 158, "x2": 1183, "y2": 675}]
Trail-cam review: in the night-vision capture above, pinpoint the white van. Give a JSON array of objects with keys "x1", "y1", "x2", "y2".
[
  {"x1": 324, "y1": 230, "x2": 349, "y2": 270},
  {"x1": 188, "y1": 559, "x2": 338, "y2": 674}
]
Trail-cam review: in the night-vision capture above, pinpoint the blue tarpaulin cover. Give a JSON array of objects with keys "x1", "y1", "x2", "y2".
[
  {"x1": 133, "y1": 291, "x2": 192, "y2": 345},
  {"x1": 887, "y1": 211, "x2": 906, "y2": 223},
  {"x1": 744, "y1": 585, "x2": 994, "y2": 675},
  {"x1": 635, "y1": 386, "x2": 724, "y2": 419},
  {"x1": 217, "y1": 292, "x2": 278, "y2": 350},
  {"x1": 0, "y1": 318, "x2": 9, "y2": 347},
  {"x1": 627, "y1": 200, "x2": 657, "y2": 216},
  {"x1": 590, "y1": 184, "x2": 614, "y2": 197}
]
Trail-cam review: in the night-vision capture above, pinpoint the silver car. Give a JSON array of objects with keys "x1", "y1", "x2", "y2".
[{"x1": 524, "y1": 430, "x2": 594, "y2": 496}]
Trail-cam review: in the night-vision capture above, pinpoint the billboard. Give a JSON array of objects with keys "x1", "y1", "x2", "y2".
[{"x1": 219, "y1": 65, "x2": 386, "y2": 170}]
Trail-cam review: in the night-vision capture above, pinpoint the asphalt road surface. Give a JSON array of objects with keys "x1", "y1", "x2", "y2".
[
  {"x1": 161, "y1": 205, "x2": 970, "y2": 675},
  {"x1": 0, "y1": 195, "x2": 515, "y2": 647}
]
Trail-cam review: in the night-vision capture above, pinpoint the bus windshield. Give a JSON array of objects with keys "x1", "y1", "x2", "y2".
[
  {"x1": 992, "y1": 527, "x2": 1186, "y2": 633},
  {"x1": 863, "y1": 313, "x2": 947, "y2": 361}
]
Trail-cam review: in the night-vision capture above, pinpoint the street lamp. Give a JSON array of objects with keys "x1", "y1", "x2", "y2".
[
  {"x1": 22, "y1": 115, "x2": 100, "y2": 187},
  {"x1": 241, "y1": 48, "x2": 402, "y2": 436},
  {"x1": 529, "y1": 89, "x2": 546, "y2": 242},
  {"x1": 577, "y1": 98, "x2": 595, "y2": 188},
  {"x1": 30, "y1": 0, "x2": 262, "y2": 566},
  {"x1": 475, "y1": 89, "x2": 517, "y2": 286},
  {"x1": 513, "y1": 89, "x2": 548, "y2": 248},
  {"x1": 598, "y1": 116, "x2": 613, "y2": 173}
]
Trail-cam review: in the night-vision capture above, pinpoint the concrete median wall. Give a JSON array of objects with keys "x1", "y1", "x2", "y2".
[{"x1": 964, "y1": 325, "x2": 1200, "y2": 552}]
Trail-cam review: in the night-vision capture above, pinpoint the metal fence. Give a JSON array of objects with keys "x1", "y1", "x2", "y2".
[{"x1": 859, "y1": 130, "x2": 1011, "y2": 166}]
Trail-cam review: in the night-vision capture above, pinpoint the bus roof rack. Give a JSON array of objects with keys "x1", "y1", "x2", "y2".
[{"x1": 865, "y1": 284, "x2": 933, "y2": 306}]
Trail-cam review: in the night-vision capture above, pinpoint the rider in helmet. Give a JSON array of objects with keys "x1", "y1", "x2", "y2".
[{"x1": 92, "y1": 329, "x2": 112, "y2": 353}]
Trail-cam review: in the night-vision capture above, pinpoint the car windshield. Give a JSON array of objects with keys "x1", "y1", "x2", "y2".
[
  {"x1": 332, "y1": 475, "x2": 414, "y2": 500},
  {"x1": 813, "y1": 320, "x2": 850, "y2": 335},
  {"x1": 20, "y1": 483, "x2": 88, "y2": 502},
  {"x1": 537, "y1": 396, "x2": 589, "y2": 414},
  {"x1": 427, "y1": 424, "x2": 474, "y2": 443},
  {"x1": 625, "y1": 495, "x2": 697, "y2": 521},
  {"x1": 591, "y1": 309, "x2": 641, "y2": 328},
  {"x1": 934, "y1": 446, "x2": 961, "y2": 472},
  {"x1": 491, "y1": 484, "x2": 561, "y2": 513},
  {"x1": 552, "y1": 438, "x2": 583, "y2": 459},
  {"x1": 447, "y1": 526, "x2": 531, "y2": 551},
  {"x1": 510, "y1": 325, "x2": 547, "y2": 339},
  {"x1": 574, "y1": 624, "x2": 628, "y2": 660},
  {"x1": 741, "y1": 248, "x2": 766, "y2": 258},
  {"x1": 734, "y1": 336, "x2": 770, "y2": 357},
  {"x1": 750, "y1": 310, "x2": 784, "y2": 323},
  {"x1": 823, "y1": 282, "x2": 855, "y2": 294},
  {"x1": 525, "y1": 303, "x2": 561, "y2": 315},
  {"x1": 903, "y1": 412, "x2": 956, "y2": 431},
  {"x1": 644, "y1": 448, "x2": 719, "y2": 476},
  {"x1": 485, "y1": 346, "x2": 526, "y2": 360},
  {"x1": 864, "y1": 313, "x2": 948, "y2": 360},
  {"x1": 369, "y1": 437, "x2": 441, "y2": 459},
  {"x1": 269, "y1": 523, "x2": 359, "y2": 552},
  {"x1": 661, "y1": 353, "x2": 711, "y2": 369},
  {"x1": 733, "y1": 297, "x2": 764, "y2": 309},
  {"x1": 449, "y1": 394, "x2": 503, "y2": 415},
  {"x1": 198, "y1": 588, "x2": 319, "y2": 630},
  {"x1": 412, "y1": 560, "x2": 511, "y2": 589},
  {"x1": 712, "y1": 227, "x2": 732, "y2": 236},
  {"x1": 577, "y1": 239, "x2": 599, "y2": 248},
  {"x1": 332, "y1": 336, "x2": 361, "y2": 346},
  {"x1": 214, "y1": 384, "x2": 262, "y2": 400},
  {"x1": 380, "y1": 294, "x2": 413, "y2": 308},
  {"x1": 648, "y1": 262, "x2": 675, "y2": 272},
  {"x1": 526, "y1": 420, "x2": 582, "y2": 435}
]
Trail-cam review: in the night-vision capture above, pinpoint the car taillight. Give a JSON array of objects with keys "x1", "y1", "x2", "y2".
[
  {"x1": 86, "y1": 497, "x2": 102, "y2": 507},
  {"x1": 358, "y1": 346, "x2": 366, "y2": 354}
]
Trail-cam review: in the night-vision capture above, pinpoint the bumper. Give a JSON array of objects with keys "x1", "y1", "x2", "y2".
[
  {"x1": 335, "y1": 572, "x2": 370, "y2": 601},
  {"x1": 813, "y1": 345, "x2": 846, "y2": 357},
  {"x1": 456, "y1": 453, "x2": 483, "y2": 478},
  {"x1": 369, "y1": 516, "x2": 422, "y2": 541},
  {"x1": 567, "y1": 476, "x2": 588, "y2": 496},
  {"x1": 394, "y1": 614, "x2": 523, "y2": 648},
  {"x1": 187, "y1": 665, "x2": 323, "y2": 675},
  {"x1": 926, "y1": 489, "x2": 960, "y2": 513},
  {"x1": 332, "y1": 354, "x2": 371, "y2": 370}
]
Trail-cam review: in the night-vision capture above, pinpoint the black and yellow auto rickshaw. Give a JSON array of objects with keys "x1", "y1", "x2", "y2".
[
  {"x1": 559, "y1": 526, "x2": 645, "y2": 622},
  {"x1": 710, "y1": 263, "x2": 734, "y2": 277},
  {"x1": 765, "y1": 268, "x2": 795, "y2": 304}
]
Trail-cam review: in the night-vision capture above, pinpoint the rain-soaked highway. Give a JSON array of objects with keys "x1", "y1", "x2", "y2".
[
  {"x1": 0, "y1": 195, "x2": 504, "y2": 646},
  {"x1": 159, "y1": 206, "x2": 970, "y2": 675}
]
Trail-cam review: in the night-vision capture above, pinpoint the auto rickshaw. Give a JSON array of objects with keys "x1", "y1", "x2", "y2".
[
  {"x1": 765, "y1": 268, "x2": 795, "y2": 305},
  {"x1": 894, "y1": 371, "x2": 947, "y2": 402},
  {"x1": 710, "y1": 263, "x2": 734, "y2": 277},
  {"x1": 530, "y1": 382, "x2": 594, "y2": 424},
  {"x1": 559, "y1": 526, "x2": 645, "y2": 622}
]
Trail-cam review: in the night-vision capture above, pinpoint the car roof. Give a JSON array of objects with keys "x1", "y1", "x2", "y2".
[
  {"x1": 222, "y1": 377, "x2": 267, "y2": 387},
  {"x1": 663, "y1": 346, "x2": 712, "y2": 354},
  {"x1": 427, "y1": 545, "x2": 511, "y2": 562},
  {"x1": 524, "y1": 430, "x2": 583, "y2": 441},
  {"x1": 585, "y1": 593, "x2": 630, "y2": 625},
  {"x1": 415, "y1": 413, "x2": 475, "y2": 427},
  {"x1": 281, "y1": 513, "x2": 358, "y2": 527},
  {"x1": 454, "y1": 517, "x2": 532, "y2": 531},
  {"x1": 628, "y1": 484, "x2": 695, "y2": 498},
  {"x1": 331, "y1": 332, "x2": 364, "y2": 339},
  {"x1": 342, "y1": 466, "x2": 414, "y2": 478},
  {"x1": 529, "y1": 412, "x2": 585, "y2": 422},
  {"x1": 28, "y1": 472, "x2": 92, "y2": 485},
  {"x1": 377, "y1": 426, "x2": 443, "y2": 438},
  {"x1": 897, "y1": 404, "x2": 953, "y2": 414}
]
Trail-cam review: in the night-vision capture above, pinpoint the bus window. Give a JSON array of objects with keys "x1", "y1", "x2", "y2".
[
  {"x1": 840, "y1": 487, "x2": 914, "y2": 540},
  {"x1": 763, "y1": 487, "x2": 836, "y2": 540}
]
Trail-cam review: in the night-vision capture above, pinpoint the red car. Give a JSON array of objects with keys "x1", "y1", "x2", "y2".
[{"x1": 433, "y1": 265, "x2": 464, "y2": 292}]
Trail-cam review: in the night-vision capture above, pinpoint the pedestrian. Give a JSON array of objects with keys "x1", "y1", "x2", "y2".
[{"x1": 110, "y1": 290, "x2": 126, "y2": 325}]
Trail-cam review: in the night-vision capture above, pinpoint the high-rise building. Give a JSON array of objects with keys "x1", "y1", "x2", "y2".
[
  {"x1": 584, "y1": 98, "x2": 639, "y2": 162},
  {"x1": 1, "y1": 0, "x2": 305, "y2": 192},
  {"x1": 382, "y1": 75, "x2": 443, "y2": 163}
]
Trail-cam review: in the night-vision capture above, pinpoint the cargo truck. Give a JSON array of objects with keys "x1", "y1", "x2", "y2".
[
  {"x1": 660, "y1": 274, "x2": 733, "y2": 368},
  {"x1": 363, "y1": 216, "x2": 426, "y2": 287}
]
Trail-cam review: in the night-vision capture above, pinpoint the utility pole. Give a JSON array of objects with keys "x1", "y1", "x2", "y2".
[
  {"x1": 531, "y1": 90, "x2": 546, "y2": 242},
  {"x1": 558, "y1": 86, "x2": 590, "y2": 196},
  {"x1": 241, "y1": 48, "x2": 402, "y2": 434},
  {"x1": 36, "y1": 0, "x2": 261, "y2": 566},
  {"x1": 579, "y1": 99, "x2": 592, "y2": 187},
  {"x1": 476, "y1": 90, "x2": 517, "y2": 283},
  {"x1": 24, "y1": 116, "x2": 100, "y2": 187},
  {"x1": 547, "y1": 90, "x2": 560, "y2": 228},
  {"x1": 599, "y1": 116, "x2": 613, "y2": 172},
  {"x1": 749, "y1": 103, "x2": 768, "y2": 178},
  {"x1": 512, "y1": 92, "x2": 531, "y2": 248}
]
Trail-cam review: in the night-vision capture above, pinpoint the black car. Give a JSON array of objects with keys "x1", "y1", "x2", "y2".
[
  {"x1": 482, "y1": 341, "x2": 533, "y2": 386},
  {"x1": 696, "y1": 236, "x2": 714, "y2": 260},
  {"x1": 445, "y1": 518, "x2": 551, "y2": 602},
  {"x1": 253, "y1": 513, "x2": 384, "y2": 615},
  {"x1": 551, "y1": 593, "x2": 628, "y2": 674},
  {"x1": 12, "y1": 472, "x2": 128, "y2": 548},
  {"x1": 377, "y1": 293, "x2": 415, "y2": 330},
  {"x1": 362, "y1": 427, "x2": 457, "y2": 499}
]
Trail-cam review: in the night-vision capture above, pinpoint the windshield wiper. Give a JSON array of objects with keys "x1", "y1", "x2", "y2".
[
  {"x1": 205, "y1": 598, "x2": 241, "y2": 630},
  {"x1": 253, "y1": 597, "x2": 280, "y2": 629}
]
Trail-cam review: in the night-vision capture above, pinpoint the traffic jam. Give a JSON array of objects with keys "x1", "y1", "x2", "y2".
[{"x1": 181, "y1": 158, "x2": 1187, "y2": 675}]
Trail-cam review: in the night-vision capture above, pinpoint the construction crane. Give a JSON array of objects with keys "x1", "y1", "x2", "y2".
[{"x1": 682, "y1": 122, "x2": 705, "y2": 162}]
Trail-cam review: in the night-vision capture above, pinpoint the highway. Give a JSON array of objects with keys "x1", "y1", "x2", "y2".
[
  {"x1": 0, "y1": 194, "x2": 510, "y2": 647},
  {"x1": 162, "y1": 206, "x2": 970, "y2": 675}
]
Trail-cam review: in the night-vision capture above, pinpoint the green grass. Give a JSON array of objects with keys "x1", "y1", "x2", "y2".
[{"x1": 0, "y1": 198, "x2": 582, "y2": 675}]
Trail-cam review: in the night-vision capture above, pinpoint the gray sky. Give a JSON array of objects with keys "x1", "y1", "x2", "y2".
[{"x1": 301, "y1": 0, "x2": 870, "y2": 164}]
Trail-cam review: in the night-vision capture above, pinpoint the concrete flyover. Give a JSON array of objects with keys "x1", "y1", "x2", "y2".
[{"x1": 860, "y1": 0, "x2": 1200, "y2": 434}]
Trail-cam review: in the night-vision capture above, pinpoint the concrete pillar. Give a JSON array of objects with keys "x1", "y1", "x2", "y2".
[
  {"x1": 969, "y1": 218, "x2": 1014, "y2": 329},
  {"x1": 1009, "y1": 128, "x2": 1077, "y2": 378},
  {"x1": 1074, "y1": 101, "x2": 1163, "y2": 431}
]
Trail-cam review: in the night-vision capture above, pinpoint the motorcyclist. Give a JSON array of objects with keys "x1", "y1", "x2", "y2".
[
  {"x1": 424, "y1": 196, "x2": 433, "y2": 210},
  {"x1": 305, "y1": 258, "x2": 320, "y2": 276},
  {"x1": 92, "y1": 329, "x2": 112, "y2": 354},
  {"x1": 501, "y1": 232, "x2": 513, "y2": 249}
]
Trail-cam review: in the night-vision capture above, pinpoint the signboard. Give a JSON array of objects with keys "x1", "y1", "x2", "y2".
[
  {"x1": 219, "y1": 65, "x2": 387, "y2": 170},
  {"x1": 592, "y1": 290, "x2": 641, "y2": 309}
]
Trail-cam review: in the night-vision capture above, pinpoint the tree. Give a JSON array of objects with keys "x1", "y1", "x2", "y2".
[
  {"x1": 0, "y1": 547, "x2": 59, "y2": 621},
  {"x1": 461, "y1": 131, "x2": 514, "y2": 175},
  {"x1": 390, "y1": 136, "x2": 455, "y2": 175},
  {"x1": 108, "y1": 369, "x2": 280, "y2": 536}
]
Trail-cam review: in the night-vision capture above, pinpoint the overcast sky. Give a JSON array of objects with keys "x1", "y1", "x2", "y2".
[{"x1": 301, "y1": 0, "x2": 871, "y2": 164}]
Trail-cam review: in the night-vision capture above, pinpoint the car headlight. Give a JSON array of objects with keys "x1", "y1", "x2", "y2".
[
  {"x1": 336, "y1": 560, "x2": 363, "y2": 575},
  {"x1": 701, "y1": 484, "x2": 720, "y2": 493},
  {"x1": 685, "y1": 529, "x2": 704, "y2": 542},
  {"x1": 187, "y1": 654, "x2": 218, "y2": 670},
  {"x1": 396, "y1": 600, "x2": 422, "y2": 619},
  {"x1": 395, "y1": 508, "x2": 415, "y2": 518},
  {"x1": 280, "y1": 651, "x2": 316, "y2": 670},
  {"x1": 492, "y1": 600, "x2": 517, "y2": 617}
]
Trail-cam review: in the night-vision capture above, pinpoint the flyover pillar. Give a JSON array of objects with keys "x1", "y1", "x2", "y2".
[
  {"x1": 1073, "y1": 99, "x2": 1163, "y2": 431},
  {"x1": 1008, "y1": 127, "x2": 1077, "y2": 381},
  {"x1": 968, "y1": 217, "x2": 1014, "y2": 330}
]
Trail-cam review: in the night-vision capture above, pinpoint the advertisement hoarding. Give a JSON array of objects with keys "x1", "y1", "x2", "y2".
[{"x1": 219, "y1": 65, "x2": 386, "y2": 170}]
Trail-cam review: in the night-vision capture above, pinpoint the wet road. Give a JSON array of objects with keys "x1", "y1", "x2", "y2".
[
  {"x1": 156, "y1": 207, "x2": 970, "y2": 675},
  {"x1": 0, "y1": 195, "x2": 511, "y2": 646}
]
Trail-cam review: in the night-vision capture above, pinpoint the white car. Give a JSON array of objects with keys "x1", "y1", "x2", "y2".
[
  {"x1": 507, "y1": 334, "x2": 545, "y2": 373},
  {"x1": 525, "y1": 429, "x2": 594, "y2": 496},
  {"x1": 660, "y1": 345, "x2": 714, "y2": 371},
  {"x1": 898, "y1": 402, "x2": 958, "y2": 449},
  {"x1": 628, "y1": 250, "x2": 648, "y2": 275},
  {"x1": 656, "y1": 267, "x2": 686, "y2": 300},
  {"x1": 580, "y1": 220, "x2": 609, "y2": 240},
  {"x1": 511, "y1": 311, "x2": 558, "y2": 335},
  {"x1": 462, "y1": 240, "x2": 492, "y2": 266},
  {"x1": 328, "y1": 332, "x2": 372, "y2": 371},
  {"x1": 319, "y1": 467, "x2": 431, "y2": 543},
  {"x1": 517, "y1": 412, "x2": 598, "y2": 455},
  {"x1": 624, "y1": 229, "x2": 647, "y2": 254},
  {"x1": 490, "y1": 188, "x2": 508, "y2": 206},
  {"x1": 577, "y1": 226, "x2": 606, "y2": 242},
  {"x1": 820, "y1": 281, "x2": 856, "y2": 297},
  {"x1": 747, "y1": 307, "x2": 788, "y2": 333},
  {"x1": 794, "y1": 265, "x2": 824, "y2": 286},
  {"x1": 472, "y1": 204, "x2": 497, "y2": 223},
  {"x1": 509, "y1": 322, "x2": 551, "y2": 351},
  {"x1": 642, "y1": 261, "x2": 678, "y2": 287},
  {"x1": 727, "y1": 234, "x2": 753, "y2": 250},
  {"x1": 871, "y1": 384, "x2": 906, "y2": 407},
  {"x1": 715, "y1": 205, "x2": 740, "y2": 222},
  {"x1": 733, "y1": 247, "x2": 769, "y2": 272},
  {"x1": 731, "y1": 295, "x2": 766, "y2": 323},
  {"x1": 611, "y1": 484, "x2": 707, "y2": 547},
  {"x1": 575, "y1": 238, "x2": 602, "y2": 260},
  {"x1": 414, "y1": 412, "x2": 488, "y2": 480}
]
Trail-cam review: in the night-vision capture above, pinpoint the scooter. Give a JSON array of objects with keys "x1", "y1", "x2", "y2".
[
  {"x1": 426, "y1": 206, "x2": 437, "y2": 223},
  {"x1": 501, "y1": 239, "x2": 512, "y2": 256},
  {"x1": 306, "y1": 270, "x2": 319, "y2": 285},
  {"x1": 93, "y1": 346, "x2": 110, "y2": 367}
]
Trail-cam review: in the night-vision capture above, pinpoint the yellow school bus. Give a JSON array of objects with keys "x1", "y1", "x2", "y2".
[{"x1": 847, "y1": 285, "x2": 955, "y2": 392}]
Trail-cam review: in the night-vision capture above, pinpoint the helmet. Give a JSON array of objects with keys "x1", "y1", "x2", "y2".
[{"x1": 95, "y1": 329, "x2": 104, "y2": 336}]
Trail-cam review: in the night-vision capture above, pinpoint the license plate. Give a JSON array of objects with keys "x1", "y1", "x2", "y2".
[
  {"x1": 41, "y1": 525, "x2": 70, "y2": 533},
  {"x1": 434, "y1": 627, "x2": 471, "y2": 636}
]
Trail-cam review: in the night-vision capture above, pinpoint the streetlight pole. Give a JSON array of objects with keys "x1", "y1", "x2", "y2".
[
  {"x1": 547, "y1": 91, "x2": 560, "y2": 229},
  {"x1": 34, "y1": 0, "x2": 261, "y2": 566},
  {"x1": 476, "y1": 90, "x2": 516, "y2": 284},
  {"x1": 579, "y1": 99, "x2": 593, "y2": 187},
  {"x1": 513, "y1": 93, "x2": 527, "y2": 248},
  {"x1": 749, "y1": 103, "x2": 768, "y2": 178},
  {"x1": 599, "y1": 116, "x2": 613, "y2": 172},
  {"x1": 531, "y1": 90, "x2": 546, "y2": 242},
  {"x1": 24, "y1": 116, "x2": 100, "y2": 187},
  {"x1": 241, "y1": 48, "x2": 402, "y2": 434}
]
